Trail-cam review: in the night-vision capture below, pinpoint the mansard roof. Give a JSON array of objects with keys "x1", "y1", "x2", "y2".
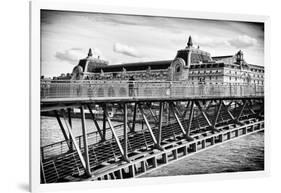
[
  {"x1": 91, "y1": 60, "x2": 173, "y2": 73},
  {"x1": 212, "y1": 55, "x2": 234, "y2": 60}
]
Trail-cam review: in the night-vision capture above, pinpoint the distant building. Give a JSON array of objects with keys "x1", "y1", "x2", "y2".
[
  {"x1": 71, "y1": 36, "x2": 264, "y2": 85},
  {"x1": 55, "y1": 72, "x2": 72, "y2": 80}
]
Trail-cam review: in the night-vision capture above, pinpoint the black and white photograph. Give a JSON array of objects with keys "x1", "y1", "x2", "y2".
[{"x1": 39, "y1": 9, "x2": 265, "y2": 185}]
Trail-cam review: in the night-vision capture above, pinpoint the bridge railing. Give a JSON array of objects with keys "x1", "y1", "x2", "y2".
[{"x1": 40, "y1": 80, "x2": 264, "y2": 100}]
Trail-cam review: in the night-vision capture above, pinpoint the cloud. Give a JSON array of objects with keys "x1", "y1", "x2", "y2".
[
  {"x1": 113, "y1": 42, "x2": 142, "y2": 58},
  {"x1": 192, "y1": 35, "x2": 228, "y2": 48},
  {"x1": 227, "y1": 35, "x2": 258, "y2": 49},
  {"x1": 55, "y1": 48, "x2": 85, "y2": 64},
  {"x1": 55, "y1": 48, "x2": 104, "y2": 64}
]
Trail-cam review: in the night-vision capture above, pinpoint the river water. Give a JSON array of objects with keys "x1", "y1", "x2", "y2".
[
  {"x1": 41, "y1": 116, "x2": 264, "y2": 176},
  {"x1": 142, "y1": 131, "x2": 264, "y2": 177}
]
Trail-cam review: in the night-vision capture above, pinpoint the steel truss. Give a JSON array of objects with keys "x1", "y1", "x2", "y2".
[{"x1": 40, "y1": 98, "x2": 264, "y2": 183}]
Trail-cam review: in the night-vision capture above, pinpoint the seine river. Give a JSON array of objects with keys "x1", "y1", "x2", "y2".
[{"x1": 41, "y1": 116, "x2": 264, "y2": 176}]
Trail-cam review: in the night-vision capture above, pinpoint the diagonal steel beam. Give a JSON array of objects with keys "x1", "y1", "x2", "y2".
[
  {"x1": 222, "y1": 101, "x2": 235, "y2": 120},
  {"x1": 87, "y1": 104, "x2": 104, "y2": 141},
  {"x1": 195, "y1": 101, "x2": 212, "y2": 126},
  {"x1": 246, "y1": 100, "x2": 256, "y2": 115},
  {"x1": 139, "y1": 105, "x2": 161, "y2": 149},
  {"x1": 146, "y1": 103, "x2": 158, "y2": 124},
  {"x1": 67, "y1": 108, "x2": 73, "y2": 151},
  {"x1": 182, "y1": 101, "x2": 190, "y2": 119},
  {"x1": 195, "y1": 101, "x2": 219, "y2": 132},
  {"x1": 104, "y1": 106, "x2": 130, "y2": 162},
  {"x1": 169, "y1": 102, "x2": 186, "y2": 135},
  {"x1": 205, "y1": 100, "x2": 213, "y2": 112},
  {"x1": 236, "y1": 100, "x2": 247, "y2": 121},
  {"x1": 173, "y1": 102, "x2": 183, "y2": 118},
  {"x1": 60, "y1": 110, "x2": 87, "y2": 170},
  {"x1": 80, "y1": 105, "x2": 91, "y2": 176},
  {"x1": 186, "y1": 101, "x2": 195, "y2": 138},
  {"x1": 227, "y1": 100, "x2": 234, "y2": 108},
  {"x1": 54, "y1": 110, "x2": 71, "y2": 148}
]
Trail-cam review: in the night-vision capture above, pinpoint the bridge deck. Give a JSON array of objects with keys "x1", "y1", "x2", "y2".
[{"x1": 40, "y1": 81, "x2": 264, "y2": 111}]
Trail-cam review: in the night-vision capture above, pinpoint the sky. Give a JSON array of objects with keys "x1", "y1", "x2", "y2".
[{"x1": 41, "y1": 10, "x2": 264, "y2": 77}]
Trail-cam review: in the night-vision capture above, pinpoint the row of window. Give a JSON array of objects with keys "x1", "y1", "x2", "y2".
[
  {"x1": 190, "y1": 76, "x2": 219, "y2": 81},
  {"x1": 192, "y1": 69, "x2": 265, "y2": 79},
  {"x1": 190, "y1": 69, "x2": 223, "y2": 74}
]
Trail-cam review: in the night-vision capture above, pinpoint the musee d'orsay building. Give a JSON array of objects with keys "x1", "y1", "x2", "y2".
[{"x1": 65, "y1": 36, "x2": 264, "y2": 86}]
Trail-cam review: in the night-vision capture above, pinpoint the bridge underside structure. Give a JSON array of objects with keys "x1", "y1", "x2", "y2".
[{"x1": 40, "y1": 82, "x2": 264, "y2": 183}]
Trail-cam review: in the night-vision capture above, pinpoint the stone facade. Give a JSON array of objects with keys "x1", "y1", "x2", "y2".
[{"x1": 70, "y1": 36, "x2": 264, "y2": 85}]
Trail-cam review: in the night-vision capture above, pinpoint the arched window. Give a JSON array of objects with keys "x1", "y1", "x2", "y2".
[{"x1": 176, "y1": 65, "x2": 181, "y2": 73}]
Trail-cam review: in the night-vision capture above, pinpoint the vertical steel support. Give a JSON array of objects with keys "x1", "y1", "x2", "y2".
[
  {"x1": 102, "y1": 104, "x2": 107, "y2": 140},
  {"x1": 157, "y1": 102, "x2": 164, "y2": 146},
  {"x1": 60, "y1": 110, "x2": 86, "y2": 169},
  {"x1": 123, "y1": 103, "x2": 129, "y2": 160},
  {"x1": 166, "y1": 103, "x2": 170, "y2": 124},
  {"x1": 213, "y1": 100, "x2": 222, "y2": 127},
  {"x1": 139, "y1": 105, "x2": 158, "y2": 146},
  {"x1": 87, "y1": 104, "x2": 104, "y2": 141},
  {"x1": 80, "y1": 106, "x2": 91, "y2": 176},
  {"x1": 131, "y1": 103, "x2": 137, "y2": 133},
  {"x1": 186, "y1": 101, "x2": 195, "y2": 138},
  {"x1": 170, "y1": 103, "x2": 186, "y2": 135},
  {"x1": 104, "y1": 106, "x2": 129, "y2": 162}
]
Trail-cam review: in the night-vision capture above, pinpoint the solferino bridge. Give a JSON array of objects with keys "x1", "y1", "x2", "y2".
[{"x1": 40, "y1": 80, "x2": 264, "y2": 183}]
